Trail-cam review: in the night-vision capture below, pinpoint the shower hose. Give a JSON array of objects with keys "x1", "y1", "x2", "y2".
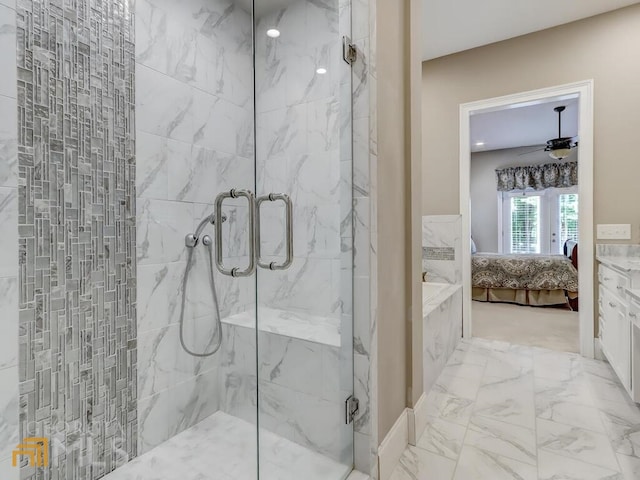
[{"x1": 179, "y1": 215, "x2": 223, "y2": 357}]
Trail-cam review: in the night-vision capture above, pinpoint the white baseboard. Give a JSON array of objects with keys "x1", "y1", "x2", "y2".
[
  {"x1": 378, "y1": 409, "x2": 409, "y2": 480},
  {"x1": 407, "y1": 393, "x2": 428, "y2": 446}
]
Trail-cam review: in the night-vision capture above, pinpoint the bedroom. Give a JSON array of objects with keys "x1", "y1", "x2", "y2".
[{"x1": 469, "y1": 98, "x2": 581, "y2": 352}]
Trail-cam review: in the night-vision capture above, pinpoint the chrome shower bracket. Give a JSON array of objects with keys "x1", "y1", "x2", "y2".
[
  {"x1": 185, "y1": 233, "x2": 199, "y2": 248},
  {"x1": 343, "y1": 36, "x2": 357, "y2": 65},
  {"x1": 185, "y1": 213, "x2": 228, "y2": 248}
]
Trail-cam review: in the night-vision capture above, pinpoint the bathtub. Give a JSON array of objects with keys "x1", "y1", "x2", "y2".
[
  {"x1": 422, "y1": 281, "x2": 463, "y2": 394},
  {"x1": 422, "y1": 282, "x2": 451, "y2": 302}
]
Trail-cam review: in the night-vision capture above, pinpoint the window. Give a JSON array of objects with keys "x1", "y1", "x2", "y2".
[
  {"x1": 501, "y1": 187, "x2": 578, "y2": 254},
  {"x1": 510, "y1": 195, "x2": 541, "y2": 254},
  {"x1": 558, "y1": 193, "x2": 579, "y2": 247}
]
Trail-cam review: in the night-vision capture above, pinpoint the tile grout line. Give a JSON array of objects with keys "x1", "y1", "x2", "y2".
[
  {"x1": 410, "y1": 338, "x2": 640, "y2": 479},
  {"x1": 535, "y1": 352, "x2": 631, "y2": 478},
  {"x1": 532, "y1": 350, "x2": 540, "y2": 480},
  {"x1": 449, "y1": 339, "x2": 491, "y2": 480}
]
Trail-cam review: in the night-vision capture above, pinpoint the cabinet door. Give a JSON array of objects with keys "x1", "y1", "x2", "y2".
[
  {"x1": 632, "y1": 323, "x2": 640, "y2": 402},
  {"x1": 617, "y1": 309, "x2": 631, "y2": 390},
  {"x1": 602, "y1": 312, "x2": 618, "y2": 373}
]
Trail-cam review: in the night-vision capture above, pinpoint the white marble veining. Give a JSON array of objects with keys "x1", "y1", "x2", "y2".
[
  {"x1": 0, "y1": 95, "x2": 17, "y2": 189},
  {"x1": 253, "y1": 0, "x2": 348, "y2": 330},
  {"x1": 596, "y1": 255, "x2": 640, "y2": 273},
  {"x1": 0, "y1": 2, "x2": 17, "y2": 470},
  {"x1": 218, "y1": 315, "x2": 349, "y2": 463},
  {"x1": 596, "y1": 244, "x2": 640, "y2": 273},
  {"x1": 423, "y1": 283, "x2": 461, "y2": 316},
  {"x1": 0, "y1": 278, "x2": 17, "y2": 371},
  {"x1": 0, "y1": 187, "x2": 17, "y2": 278},
  {"x1": 106, "y1": 411, "x2": 352, "y2": 480},
  {"x1": 422, "y1": 215, "x2": 463, "y2": 284},
  {"x1": 224, "y1": 306, "x2": 341, "y2": 347},
  {"x1": 392, "y1": 337, "x2": 640, "y2": 480},
  {"x1": 423, "y1": 285, "x2": 462, "y2": 395},
  {"x1": 134, "y1": 0, "x2": 360, "y2": 474},
  {"x1": 348, "y1": 1, "x2": 378, "y2": 470},
  {"x1": 135, "y1": 0, "x2": 257, "y2": 458},
  {"x1": 0, "y1": 367, "x2": 18, "y2": 462},
  {"x1": 0, "y1": 4, "x2": 16, "y2": 101},
  {"x1": 597, "y1": 244, "x2": 640, "y2": 259}
]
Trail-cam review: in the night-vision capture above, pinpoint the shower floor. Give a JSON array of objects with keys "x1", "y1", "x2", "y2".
[{"x1": 103, "y1": 411, "x2": 352, "y2": 480}]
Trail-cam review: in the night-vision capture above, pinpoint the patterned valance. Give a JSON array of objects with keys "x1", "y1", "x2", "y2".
[{"x1": 495, "y1": 161, "x2": 578, "y2": 192}]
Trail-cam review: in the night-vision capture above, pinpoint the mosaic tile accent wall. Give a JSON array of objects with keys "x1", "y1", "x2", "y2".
[{"x1": 16, "y1": 0, "x2": 137, "y2": 478}]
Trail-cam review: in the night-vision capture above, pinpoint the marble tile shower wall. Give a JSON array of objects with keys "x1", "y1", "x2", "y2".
[
  {"x1": 225, "y1": 0, "x2": 355, "y2": 464},
  {"x1": 255, "y1": 1, "x2": 344, "y2": 321},
  {"x1": 15, "y1": 1, "x2": 137, "y2": 479},
  {"x1": 350, "y1": 0, "x2": 378, "y2": 476},
  {"x1": 0, "y1": 1, "x2": 18, "y2": 479},
  {"x1": 134, "y1": 0, "x2": 254, "y2": 455}
]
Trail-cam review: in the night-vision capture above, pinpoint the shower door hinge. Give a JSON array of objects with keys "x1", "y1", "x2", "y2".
[
  {"x1": 345, "y1": 395, "x2": 360, "y2": 424},
  {"x1": 343, "y1": 36, "x2": 357, "y2": 65}
]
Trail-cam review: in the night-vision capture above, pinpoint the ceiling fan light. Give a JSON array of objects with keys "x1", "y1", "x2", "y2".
[{"x1": 548, "y1": 148, "x2": 572, "y2": 160}]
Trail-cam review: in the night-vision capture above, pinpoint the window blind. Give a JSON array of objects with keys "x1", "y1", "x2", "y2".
[
  {"x1": 510, "y1": 195, "x2": 541, "y2": 254},
  {"x1": 559, "y1": 193, "x2": 579, "y2": 247}
]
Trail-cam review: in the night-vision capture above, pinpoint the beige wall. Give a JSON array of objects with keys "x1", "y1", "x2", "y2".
[
  {"x1": 422, "y1": 3, "x2": 640, "y2": 248},
  {"x1": 377, "y1": 0, "x2": 408, "y2": 442},
  {"x1": 471, "y1": 147, "x2": 558, "y2": 253},
  {"x1": 376, "y1": 0, "x2": 423, "y2": 442}
]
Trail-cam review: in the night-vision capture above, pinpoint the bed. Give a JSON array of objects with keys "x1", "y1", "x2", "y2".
[{"x1": 471, "y1": 248, "x2": 579, "y2": 308}]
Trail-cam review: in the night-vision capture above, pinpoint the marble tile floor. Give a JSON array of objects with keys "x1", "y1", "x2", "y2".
[
  {"x1": 104, "y1": 411, "x2": 352, "y2": 480},
  {"x1": 390, "y1": 338, "x2": 640, "y2": 480}
]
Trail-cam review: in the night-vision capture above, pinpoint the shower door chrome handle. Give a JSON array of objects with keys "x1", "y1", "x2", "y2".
[
  {"x1": 256, "y1": 193, "x2": 294, "y2": 270},
  {"x1": 214, "y1": 189, "x2": 256, "y2": 277}
]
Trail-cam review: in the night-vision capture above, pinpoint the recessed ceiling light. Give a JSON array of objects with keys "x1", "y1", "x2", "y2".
[
  {"x1": 475, "y1": 142, "x2": 485, "y2": 146},
  {"x1": 316, "y1": 67, "x2": 327, "y2": 75},
  {"x1": 266, "y1": 28, "x2": 280, "y2": 38}
]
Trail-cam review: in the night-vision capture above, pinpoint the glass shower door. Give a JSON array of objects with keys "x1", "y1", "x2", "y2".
[{"x1": 253, "y1": 0, "x2": 354, "y2": 478}]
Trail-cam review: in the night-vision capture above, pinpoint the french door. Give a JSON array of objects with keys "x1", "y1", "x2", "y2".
[{"x1": 501, "y1": 186, "x2": 578, "y2": 255}]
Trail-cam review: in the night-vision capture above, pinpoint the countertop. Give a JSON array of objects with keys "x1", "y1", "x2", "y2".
[
  {"x1": 626, "y1": 288, "x2": 640, "y2": 304},
  {"x1": 596, "y1": 255, "x2": 640, "y2": 273},
  {"x1": 597, "y1": 255, "x2": 640, "y2": 301}
]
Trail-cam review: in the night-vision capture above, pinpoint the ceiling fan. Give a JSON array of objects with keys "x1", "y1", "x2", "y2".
[
  {"x1": 545, "y1": 106, "x2": 578, "y2": 159},
  {"x1": 519, "y1": 105, "x2": 578, "y2": 159}
]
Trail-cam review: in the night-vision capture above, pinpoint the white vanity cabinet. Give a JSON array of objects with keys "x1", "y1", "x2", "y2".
[
  {"x1": 597, "y1": 259, "x2": 640, "y2": 402},
  {"x1": 630, "y1": 296, "x2": 640, "y2": 402}
]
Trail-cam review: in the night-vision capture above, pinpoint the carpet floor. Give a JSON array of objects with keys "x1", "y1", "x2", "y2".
[{"x1": 472, "y1": 301, "x2": 580, "y2": 353}]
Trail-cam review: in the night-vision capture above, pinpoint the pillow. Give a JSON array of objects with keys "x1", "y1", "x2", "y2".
[
  {"x1": 564, "y1": 239, "x2": 578, "y2": 258},
  {"x1": 471, "y1": 238, "x2": 477, "y2": 254}
]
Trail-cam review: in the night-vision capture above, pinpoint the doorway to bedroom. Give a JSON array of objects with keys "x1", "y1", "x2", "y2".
[{"x1": 460, "y1": 82, "x2": 595, "y2": 356}]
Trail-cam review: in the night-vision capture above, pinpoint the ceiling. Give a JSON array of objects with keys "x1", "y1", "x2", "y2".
[
  {"x1": 470, "y1": 97, "x2": 579, "y2": 153},
  {"x1": 422, "y1": 0, "x2": 640, "y2": 60}
]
